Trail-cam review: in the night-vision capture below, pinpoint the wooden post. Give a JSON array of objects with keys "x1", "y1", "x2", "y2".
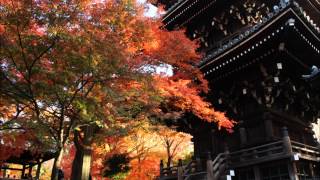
[
  {"x1": 21, "y1": 164, "x2": 26, "y2": 179},
  {"x1": 71, "y1": 124, "x2": 96, "y2": 180},
  {"x1": 193, "y1": 135, "x2": 199, "y2": 161},
  {"x1": 264, "y1": 118, "x2": 274, "y2": 140},
  {"x1": 191, "y1": 156, "x2": 196, "y2": 173},
  {"x1": 28, "y1": 164, "x2": 32, "y2": 176},
  {"x1": 160, "y1": 160, "x2": 164, "y2": 177},
  {"x1": 224, "y1": 143, "x2": 230, "y2": 163},
  {"x1": 35, "y1": 162, "x2": 42, "y2": 180},
  {"x1": 177, "y1": 159, "x2": 183, "y2": 180},
  {"x1": 211, "y1": 129, "x2": 216, "y2": 153},
  {"x1": 309, "y1": 162, "x2": 315, "y2": 177},
  {"x1": 282, "y1": 127, "x2": 293, "y2": 154},
  {"x1": 287, "y1": 160, "x2": 299, "y2": 180},
  {"x1": 253, "y1": 149, "x2": 258, "y2": 159},
  {"x1": 253, "y1": 166, "x2": 261, "y2": 180},
  {"x1": 196, "y1": 154, "x2": 202, "y2": 171},
  {"x1": 2, "y1": 165, "x2": 7, "y2": 178},
  {"x1": 206, "y1": 152, "x2": 214, "y2": 180},
  {"x1": 282, "y1": 127, "x2": 298, "y2": 180},
  {"x1": 239, "y1": 127, "x2": 247, "y2": 147}
]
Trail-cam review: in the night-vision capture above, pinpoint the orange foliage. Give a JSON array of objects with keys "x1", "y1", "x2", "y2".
[
  {"x1": 137, "y1": 18, "x2": 234, "y2": 130},
  {"x1": 0, "y1": 132, "x2": 35, "y2": 162},
  {"x1": 126, "y1": 155, "x2": 160, "y2": 180},
  {"x1": 60, "y1": 146, "x2": 76, "y2": 179},
  {"x1": 1, "y1": 0, "x2": 234, "y2": 178},
  {"x1": 59, "y1": 124, "x2": 192, "y2": 180},
  {"x1": 153, "y1": 76, "x2": 234, "y2": 130}
]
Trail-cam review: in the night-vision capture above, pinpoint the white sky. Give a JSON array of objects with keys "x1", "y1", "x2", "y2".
[
  {"x1": 136, "y1": 0, "x2": 173, "y2": 76},
  {"x1": 137, "y1": 0, "x2": 159, "y2": 17}
]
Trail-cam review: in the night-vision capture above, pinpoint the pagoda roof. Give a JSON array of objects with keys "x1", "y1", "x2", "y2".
[
  {"x1": 162, "y1": 0, "x2": 213, "y2": 29},
  {"x1": 162, "y1": 0, "x2": 320, "y2": 29},
  {"x1": 200, "y1": 5, "x2": 320, "y2": 81}
]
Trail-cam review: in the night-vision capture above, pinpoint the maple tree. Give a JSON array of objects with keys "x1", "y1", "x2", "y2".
[
  {"x1": 59, "y1": 122, "x2": 192, "y2": 179},
  {"x1": 0, "y1": 0, "x2": 234, "y2": 179},
  {"x1": 156, "y1": 126, "x2": 191, "y2": 167}
]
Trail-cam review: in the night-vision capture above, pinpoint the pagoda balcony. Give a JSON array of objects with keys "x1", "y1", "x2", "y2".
[{"x1": 159, "y1": 127, "x2": 320, "y2": 180}]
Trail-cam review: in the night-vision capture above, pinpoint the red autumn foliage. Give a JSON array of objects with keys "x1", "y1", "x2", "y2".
[{"x1": 126, "y1": 155, "x2": 160, "y2": 180}]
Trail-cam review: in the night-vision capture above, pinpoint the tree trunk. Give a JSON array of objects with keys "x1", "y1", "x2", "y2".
[
  {"x1": 71, "y1": 148, "x2": 92, "y2": 180},
  {"x1": 166, "y1": 143, "x2": 172, "y2": 167},
  {"x1": 167, "y1": 156, "x2": 172, "y2": 168},
  {"x1": 51, "y1": 148, "x2": 64, "y2": 180},
  {"x1": 71, "y1": 125, "x2": 95, "y2": 180},
  {"x1": 71, "y1": 146, "x2": 83, "y2": 180}
]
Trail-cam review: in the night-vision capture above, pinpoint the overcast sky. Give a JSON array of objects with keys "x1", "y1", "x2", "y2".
[{"x1": 137, "y1": 0, "x2": 158, "y2": 17}]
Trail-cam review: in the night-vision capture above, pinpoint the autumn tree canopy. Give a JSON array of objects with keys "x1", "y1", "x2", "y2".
[{"x1": 0, "y1": 0, "x2": 233, "y2": 179}]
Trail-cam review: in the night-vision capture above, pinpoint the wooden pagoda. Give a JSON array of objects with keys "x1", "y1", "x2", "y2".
[{"x1": 156, "y1": 0, "x2": 320, "y2": 179}]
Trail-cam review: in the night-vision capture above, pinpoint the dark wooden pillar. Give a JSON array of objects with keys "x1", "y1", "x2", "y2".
[
  {"x1": 196, "y1": 155, "x2": 202, "y2": 171},
  {"x1": 282, "y1": 127, "x2": 293, "y2": 154},
  {"x1": 3, "y1": 169, "x2": 6, "y2": 178},
  {"x1": 309, "y1": 162, "x2": 315, "y2": 178},
  {"x1": 193, "y1": 135, "x2": 199, "y2": 160},
  {"x1": 282, "y1": 127, "x2": 299, "y2": 180},
  {"x1": 35, "y1": 162, "x2": 42, "y2": 180},
  {"x1": 253, "y1": 166, "x2": 261, "y2": 180},
  {"x1": 206, "y1": 152, "x2": 214, "y2": 180},
  {"x1": 211, "y1": 129, "x2": 216, "y2": 154},
  {"x1": 177, "y1": 159, "x2": 183, "y2": 180},
  {"x1": 264, "y1": 113, "x2": 274, "y2": 140},
  {"x1": 239, "y1": 127, "x2": 247, "y2": 147},
  {"x1": 193, "y1": 134, "x2": 202, "y2": 171},
  {"x1": 2, "y1": 165, "x2": 7, "y2": 178},
  {"x1": 21, "y1": 164, "x2": 26, "y2": 179},
  {"x1": 287, "y1": 160, "x2": 299, "y2": 180},
  {"x1": 28, "y1": 164, "x2": 32, "y2": 176},
  {"x1": 224, "y1": 143, "x2": 229, "y2": 155},
  {"x1": 160, "y1": 160, "x2": 164, "y2": 177}
]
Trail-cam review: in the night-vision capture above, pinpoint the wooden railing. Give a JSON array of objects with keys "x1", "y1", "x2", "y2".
[
  {"x1": 182, "y1": 160, "x2": 197, "y2": 177},
  {"x1": 159, "y1": 128, "x2": 320, "y2": 180},
  {"x1": 160, "y1": 165, "x2": 179, "y2": 177},
  {"x1": 160, "y1": 160, "x2": 197, "y2": 179},
  {"x1": 211, "y1": 153, "x2": 228, "y2": 179},
  {"x1": 229, "y1": 141, "x2": 285, "y2": 167},
  {"x1": 184, "y1": 172, "x2": 207, "y2": 180},
  {"x1": 291, "y1": 141, "x2": 320, "y2": 161}
]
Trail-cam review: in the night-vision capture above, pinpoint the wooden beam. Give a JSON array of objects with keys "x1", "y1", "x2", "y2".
[
  {"x1": 268, "y1": 109, "x2": 309, "y2": 127},
  {"x1": 1, "y1": 167, "x2": 23, "y2": 171}
]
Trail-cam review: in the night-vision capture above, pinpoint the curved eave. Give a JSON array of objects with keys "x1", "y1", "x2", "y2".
[
  {"x1": 308, "y1": 0, "x2": 320, "y2": 12},
  {"x1": 200, "y1": 8, "x2": 320, "y2": 79},
  {"x1": 162, "y1": 0, "x2": 192, "y2": 21},
  {"x1": 162, "y1": 0, "x2": 217, "y2": 29}
]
